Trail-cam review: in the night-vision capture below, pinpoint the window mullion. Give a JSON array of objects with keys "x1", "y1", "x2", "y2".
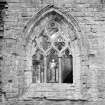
[
  {"x1": 44, "y1": 56, "x2": 47, "y2": 83},
  {"x1": 58, "y1": 56, "x2": 62, "y2": 83}
]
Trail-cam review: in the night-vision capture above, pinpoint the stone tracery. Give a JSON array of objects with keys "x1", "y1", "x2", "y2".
[
  {"x1": 23, "y1": 5, "x2": 88, "y2": 99},
  {"x1": 32, "y1": 15, "x2": 73, "y2": 83}
]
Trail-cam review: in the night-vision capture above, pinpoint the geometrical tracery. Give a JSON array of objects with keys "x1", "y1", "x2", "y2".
[
  {"x1": 54, "y1": 35, "x2": 65, "y2": 51},
  {"x1": 38, "y1": 29, "x2": 51, "y2": 51},
  {"x1": 32, "y1": 11, "x2": 73, "y2": 83}
]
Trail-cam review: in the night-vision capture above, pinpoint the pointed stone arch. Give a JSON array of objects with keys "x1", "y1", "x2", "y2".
[
  {"x1": 22, "y1": 5, "x2": 89, "y2": 100},
  {"x1": 24, "y1": 5, "x2": 87, "y2": 50}
]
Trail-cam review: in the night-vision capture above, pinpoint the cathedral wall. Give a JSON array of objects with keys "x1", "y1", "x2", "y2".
[{"x1": 1, "y1": 0, "x2": 105, "y2": 105}]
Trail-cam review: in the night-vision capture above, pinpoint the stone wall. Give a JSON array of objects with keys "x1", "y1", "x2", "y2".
[
  {"x1": 1, "y1": 0, "x2": 105, "y2": 105},
  {"x1": 0, "y1": 0, "x2": 7, "y2": 103}
]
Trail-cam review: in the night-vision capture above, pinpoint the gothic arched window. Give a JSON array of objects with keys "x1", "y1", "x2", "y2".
[{"x1": 24, "y1": 6, "x2": 86, "y2": 100}]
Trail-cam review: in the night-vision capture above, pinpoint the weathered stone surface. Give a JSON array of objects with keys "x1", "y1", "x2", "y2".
[{"x1": 1, "y1": 0, "x2": 105, "y2": 105}]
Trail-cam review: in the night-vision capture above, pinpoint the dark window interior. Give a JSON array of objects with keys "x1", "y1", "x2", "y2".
[{"x1": 62, "y1": 54, "x2": 73, "y2": 83}]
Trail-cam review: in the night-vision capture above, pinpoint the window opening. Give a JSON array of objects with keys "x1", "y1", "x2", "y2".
[
  {"x1": 32, "y1": 49, "x2": 44, "y2": 83},
  {"x1": 61, "y1": 49, "x2": 73, "y2": 83},
  {"x1": 47, "y1": 48, "x2": 59, "y2": 83}
]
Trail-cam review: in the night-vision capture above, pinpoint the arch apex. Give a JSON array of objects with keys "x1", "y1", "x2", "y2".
[{"x1": 23, "y1": 5, "x2": 81, "y2": 34}]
